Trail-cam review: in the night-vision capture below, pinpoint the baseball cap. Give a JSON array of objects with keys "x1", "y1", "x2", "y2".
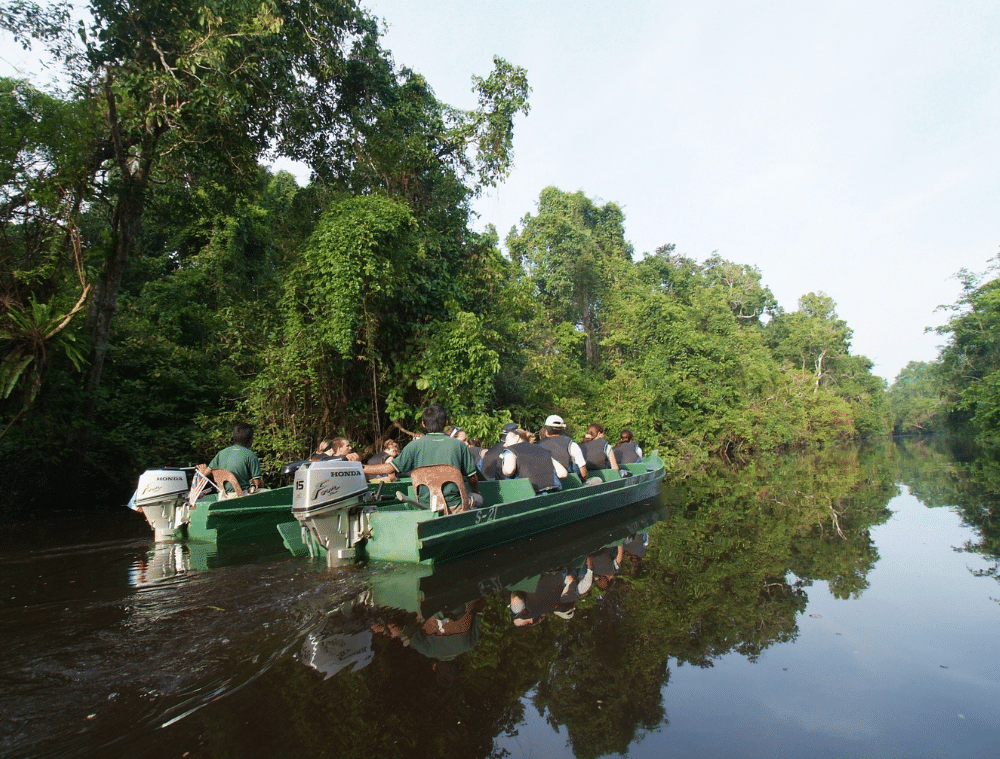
[
  {"x1": 544, "y1": 414, "x2": 566, "y2": 429},
  {"x1": 501, "y1": 422, "x2": 518, "y2": 433}
]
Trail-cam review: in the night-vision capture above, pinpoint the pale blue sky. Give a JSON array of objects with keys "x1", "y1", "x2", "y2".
[
  {"x1": 4, "y1": 1, "x2": 998, "y2": 381},
  {"x1": 364, "y1": 0, "x2": 1000, "y2": 381}
]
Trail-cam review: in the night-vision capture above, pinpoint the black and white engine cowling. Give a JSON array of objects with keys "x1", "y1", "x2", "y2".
[
  {"x1": 292, "y1": 458, "x2": 370, "y2": 564},
  {"x1": 133, "y1": 469, "x2": 191, "y2": 540}
]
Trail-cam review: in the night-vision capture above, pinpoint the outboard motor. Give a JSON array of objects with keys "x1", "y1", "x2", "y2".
[
  {"x1": 134, "y1": 469, "x2": 191, "y2": 540},
  {"x1": 292, "y1": 459, "x2": 370, "y2": 565}
]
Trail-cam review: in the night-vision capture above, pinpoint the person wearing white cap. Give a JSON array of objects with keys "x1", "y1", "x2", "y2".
[{"x1": 537, "y1": 414, "x2": 589, "y2": 481}]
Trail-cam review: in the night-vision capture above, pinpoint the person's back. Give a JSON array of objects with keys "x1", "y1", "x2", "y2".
[
  {"x1": 504, "y1": 441, "x2": 561, "y2": 493},
  {"x1": 580, "y1": 423, "x2": 618, "y2": 472},
  {"x1": 612, "y1": 429, "x2": 642, "y2": 465},
  {"x1": 538, "y1": 433, "x2": 572, "y2": 470},
  {"x1": 367, "y1": 439, "x2": 400, "y2": 466},
  {"x1": 612, "y1": 440, "x2": 641, "y2": 465},
  {"x1": 374, "y1": 405, "x2": 481, "y2": 510},
  {"x1": 479, "y1": 442, "x2": 506, "y2": 480},
  {"x1": 537, "y1": 415, "x2": 589, "y2": 479},
  {"x1": 207, "y1": 422, "x2": 263, "y2": 492},
  {"x1": 580, "y1": 438, "x2": 611, "y2": 470}
]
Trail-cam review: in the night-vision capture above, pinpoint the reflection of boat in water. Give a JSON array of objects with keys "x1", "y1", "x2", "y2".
[
  {"x1": 298, "y1": 500, "x2": 666, "y2": 677},
  {"x1": 299, "y1": 592, "x2": 376, "y2": 679},
  {"x1": 128, "y1": 534, "x2": 299, "y2": 587},
  {"x1": 287, "y1": 453, "x2": 665, "y2": 566},
  {"x1": 371, "y1": 499, "x2": 666, "y2": 618}
]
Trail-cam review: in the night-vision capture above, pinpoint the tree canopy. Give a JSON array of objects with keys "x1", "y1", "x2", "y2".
[
  {"x1": 0, "y1": 2, "x2": 891, "y2": 514},
  {"x1": 889, "y1": 257, "x2": 1000, "y2": 445}
]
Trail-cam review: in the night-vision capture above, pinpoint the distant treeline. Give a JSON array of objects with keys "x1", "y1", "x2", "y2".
[
  {"x1": 889, "y1": 259, "x2": 1000, "y2": 447},
  {"x1": 0, "y1": 0, "x2": 889, "y2": 512}
]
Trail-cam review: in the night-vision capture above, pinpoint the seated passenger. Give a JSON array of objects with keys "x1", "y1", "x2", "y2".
[
  {"x1": 579, "y1": 423, "x2": 619, "y2": 472},
  {"x1": 199, "y1": 422, "x2": 264, "y2": 494},
  {"x1": 479, "y1": 422, "x2": 518, "y2": 480},
  {"x1": 363, "y1": 404, "x2": 483, "y2": 510},
  {"x1": 310, "y1": 438, "x2": 336, "y2": 460},
  {"x1": 612, "y1": 429, "x2": 643, "y2": 465},
  {"x1": 467, "y1": 438, "x2": 487, "y2": 462},
  {"x1": 537, "y1": 415, "x2": 589, "y2": 481},
  {"x1": 366, "y1": 439, "x2": 400, "y2": 482},
  {"x1": 316, "y1": 437, "x2": 361, "y2": 462},
  {"x1": 366, "y1": 439, "x2": 400, "y2": 466},
  {"x1": 445, "y1": 425, "x2": 468, "y2": 443},
  {"x1": 499, "y1": 428, "x2": 567, "y2": 493}
]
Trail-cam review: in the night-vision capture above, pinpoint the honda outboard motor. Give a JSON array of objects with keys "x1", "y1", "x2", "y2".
[
  {"x1": 134, "y1": 469, "x2": 191, "y2": 540},
  {"x1": 292, "y1": 459, "x2": 370, "y2": 565}
]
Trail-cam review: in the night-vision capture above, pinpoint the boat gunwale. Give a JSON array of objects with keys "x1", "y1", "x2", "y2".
[
  {"x1": 370, "y1": 453, "x2": 666, "y2": 564},
  {"x1": 417, "y1": 463, "x2": 663, "y2": 539}
]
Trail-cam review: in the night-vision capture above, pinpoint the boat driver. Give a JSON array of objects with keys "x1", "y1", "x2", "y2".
[
  {"x1": 199, "y1": 422, "x2": 264, "y2": 494},
  {"x1": 363, "y1": 404, "x2": 483, "y2": 510}
]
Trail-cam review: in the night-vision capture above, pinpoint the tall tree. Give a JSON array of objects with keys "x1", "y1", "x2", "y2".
[
  {"x1": 507, "y1": 187, "x2": 633, "y2": 366},
  {"x1": 766, "y1": 292, "x2": 853, "y2": 391},
  {"x1": 0, "y1": 77, "x2": 97, "y2": 433},
  {"x1": 931, "y1": 259, "x2": 1000, "y2": 443},
  {"x1": 888, "y1": 361, "x2": 946, "y2": 435},
  {"x1": 2, "y1": 0, "x2": 398, "y2": 411}
]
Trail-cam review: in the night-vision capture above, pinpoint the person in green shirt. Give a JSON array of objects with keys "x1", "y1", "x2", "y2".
[
  {"x1": 363, "y1": 404, "x2": 482, "y2": 510},
  {"x1": 200, "y1": 422, "x2": 264, "y2": 493}
]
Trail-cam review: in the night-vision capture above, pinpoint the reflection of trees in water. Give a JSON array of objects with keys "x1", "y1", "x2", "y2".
[
  {"x1": 526, "y1": 446, "x2": 895, "y2": 756},
  {"x1": 897, "y1": 436, "x2": 1000, "y2": 589},
  {"x1": 176, "y1": 446, "x2": 896, "y2": 758},
  {"x1": 533, "y1": 589, "x2": 668, "y2": 759}
]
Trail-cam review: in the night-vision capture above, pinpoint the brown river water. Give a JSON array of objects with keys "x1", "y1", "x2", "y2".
[{"x1": 2, "y1": 441, "x2": 998, "y2": 758}]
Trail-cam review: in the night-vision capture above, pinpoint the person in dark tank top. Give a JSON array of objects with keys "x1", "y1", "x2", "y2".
[
  {"x1": 537, "y1": 414, "x2": 589, "y2": 480},
  {"x1": 479, "y1": 423, "x2": 518, "y2": 480},
  {"x1": 611, "y1": 428, "x2": 643, "y2": 465},
  {"x1": 499, "y1": 428, "x2": 567, "y2": 493},
  {"x1": 579, "y1": 423, "x2": 619, "y2": 472}
]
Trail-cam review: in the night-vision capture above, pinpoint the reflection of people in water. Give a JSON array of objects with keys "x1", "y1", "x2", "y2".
[
  {"x1": 588, "y1": 544, "x2": 625, "y2": 591},
  {"x1": 509, "y1": 570, "x2": 571, "y2": 628},
  {"x1": 558, "y1": 564, "x2": 594, "y2": 606},
  {"x1": 622, "y1": 532, "x2": 650, "y2": 576},
  {"x1": 371, "y1": 599, "x2": 485, "y2": 663}
]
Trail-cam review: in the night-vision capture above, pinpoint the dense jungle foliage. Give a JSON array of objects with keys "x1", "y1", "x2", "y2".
[
  {"x1": 888, "y1": 259, "x2": 1000, "y2": 446},
  {"x1": 1, "y1": 0, "x2": 890, "y2": 514}
]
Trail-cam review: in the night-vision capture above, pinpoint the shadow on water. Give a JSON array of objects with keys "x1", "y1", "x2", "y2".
[{"x1": 7, "y1": 442, "x2": 997, "y2": 758}]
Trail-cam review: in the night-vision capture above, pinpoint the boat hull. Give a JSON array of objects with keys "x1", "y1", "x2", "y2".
[
  {"x1": 293, "y1": 454, "x2": 666, "y2": 566},
  {"x1": 186, "y1": 485, "x2": 296, "y2": 548},
  {"x1": 132, "y1": 467, "x2": 296, "y2": 547}
]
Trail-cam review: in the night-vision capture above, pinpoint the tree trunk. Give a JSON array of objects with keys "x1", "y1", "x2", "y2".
[{"x1": 84, "y1": 183, "x2": 144, "y2": 415}]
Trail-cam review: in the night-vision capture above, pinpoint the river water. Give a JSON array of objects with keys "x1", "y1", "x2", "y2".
[{"x1": 1, "y1": 440, "x2": 998, "y2": 758}]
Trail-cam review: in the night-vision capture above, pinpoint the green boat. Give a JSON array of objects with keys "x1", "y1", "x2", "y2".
[
  {"x1": 285, "y1": 452, "x2": 665, "y2": 566},
  {"x1": 131, "y1": 467, "x2": 295, "y2": 545}
]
